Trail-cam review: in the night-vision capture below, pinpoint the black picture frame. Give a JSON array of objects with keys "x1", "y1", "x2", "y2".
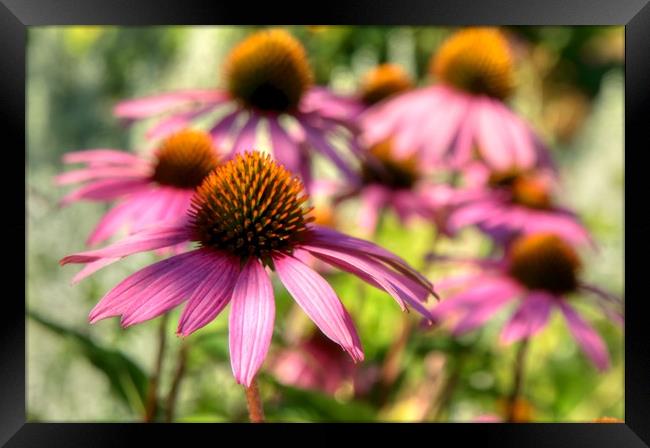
[{"x1": 5, "y1": 0, "x2": 649, "y2": 445}]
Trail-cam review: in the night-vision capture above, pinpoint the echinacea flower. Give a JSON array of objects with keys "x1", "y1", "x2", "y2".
[
  {"x1": 114, "y1": 29, "x2": 361, "y2": 185},
  {"x1": 444, "y1": 167, "x2": 592, "y2": 246},
  {"x1": 332, "y1": 139, "x2": 448, "y2": 236},
  {"x1": 361, "y1": 27, "x2": 552, "y2": 172},
  {"x1": 57, "y1": 129, "x2": 220, "y2": 250},
  {"x1": 431, "y1": 233, "x2": 622, "y2": 370},
  {"x1": 269, "y1": 330, "x2": 378, "y2": 396},
  {"x1": 60, "y1": 152, "x2": 436, "y2": 386}
]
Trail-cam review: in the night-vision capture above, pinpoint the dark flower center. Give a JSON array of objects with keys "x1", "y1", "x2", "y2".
[
  {"x1": 488, "y1": 170, "x2": 551, "y2": 210},
  {"x1": 189, "y1": 151, "x2": 313, "y2": 260},
  {"x1": 432, "y1": 27, "x2": 515, "y2": 100},
  {"x1": 152, "y1": 129, "x2": 220, "y2": 189},
  {"x1": 508, "y1": 233, "x2": 581, "y2": 294},
  {"x1": 225, "y1": 29, "x2": 313, "y2": 113},
  {"x1": 359, "y1": 64, "x2": 412, "y2": 105},
  {"x1": 361, "y1": 140, "x2": 418, "y2": 190}
]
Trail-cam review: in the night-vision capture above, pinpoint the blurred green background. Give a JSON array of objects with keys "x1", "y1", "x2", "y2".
[{"x1": 27, "y1": 26, "x2": 623, "y2": 422}]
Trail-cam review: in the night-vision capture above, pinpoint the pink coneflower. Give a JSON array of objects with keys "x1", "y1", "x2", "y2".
[
  {"x1": 333, "y1": 139, "x2": 447, "y2": 236},
  {"x1": 361, "y1": 27, "x2": 552, "y2": 172},
  {"x1": 60, "y1": 152, "x2": 436, "y2": 387},
  {"x1": 56, "y1": 129, "x2": 220, "y2": 249},
  {"x1": 114, "y1": 29, "x2": 361, "y2": 184},
  {"x1": 431, "y1": 232, "x2": 622, "y2": 370},
  {"x1": 445, "y1": 168, "x2": 592, "y2": 246},
  {"x1": 269, "y1": 330, "x2": 378, "y2": 397}
]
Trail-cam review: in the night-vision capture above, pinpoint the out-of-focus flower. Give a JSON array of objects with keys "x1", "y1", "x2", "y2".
[
  {"x1": 431, "y1": 232, "x2": 622, "y2": 370},
  {"x1": 444, "y1": 164, "x2": 591, "y2": 246},
  {"x1": 269, "y1": 330, "x2": 379, "y2": 397},
  {"x1": 361, "y1": 27, "x2": 552, "y2": 172},
  {"x1": 592, "y1": 417, "x2": 624, "y2": 423},
  {"x1": 331, "y1": 139, "x2": 451, "y2": 236},
  {"x1": 56, "y1": 129, "x2": 220, "y2": 258},
  {"x1": 60, "y1": 152, "x2": 436, "y2": 387},
  {"x1": 114, "y1": 29, "x2": 362, "y2": 185}
]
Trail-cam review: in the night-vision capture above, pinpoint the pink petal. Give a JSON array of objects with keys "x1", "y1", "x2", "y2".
[
  {"x1": 56, "y1": 166, "x2": 151, "y2": 185},
  {"x1": 120, "y1": 250, "x2": 217, "y2": 327},
  {"x1": 306, "y1": 225, "x2": 434, "y2": 294},
  {"x1": 60, "y1": 178, "x2": 151, "y2": 205},
  {"x1": 476, "y1": 99, "x2": 515, "y2": 171},
  {"x1": 88, "y1": 249, "x2": 207, "y2": 323},
  {"x1": 297, "y1": 117, "x2": 358, "y2": 181},
  {"x1": 177, "y1": 251, "x2": 240, "y2": 336},
  {"x1": 114, "y1": 90, "x2": 227, "y2": 119},
  {"x1": 228, "y1": 258, "x2": 275, "y2": 387},
  {"x1": 210, "y1": 108, "x2": 241, "y2": 146},
  {"x1": 268, "y1": 119, "x2": 301, "y2": 174},
  {"x1": 62, "y1": 149, "x2": 146, "y2": 166},
  {"x1": 357, "y1": 185, "x2": 388, "y2": 236},
  {"x1": 274, "y1": 253, "x2": 364, "y2": 362},
  {"x1": 499, "y1": 292, "x2": 553, "y2": 344},
  {"x1": 61, "y1": 221, "x2": 191, "y2": 265},
  {"x1": 558, "y1": 301, "x2": 610, "y2": 371},
  {"x1": 229, "y1": 113, "x2": 260, "y2": 156},
  {"x1": 72, "y1": 257, "x2": 120, "y2": 284}
]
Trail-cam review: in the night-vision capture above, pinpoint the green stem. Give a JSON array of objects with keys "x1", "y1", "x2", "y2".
[
  {"x1": 143, "y1": 313, "x2": 168, "y2": 422},
  {"x1": 506, "y1": 338, "x2": 530, "y2": 422},
  {"x1": 244, "y1": 377, "x2": 265, "y2": 423}
]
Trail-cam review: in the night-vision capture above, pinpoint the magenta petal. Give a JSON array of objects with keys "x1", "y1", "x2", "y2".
[
  {"x1": 228, "y1": 258, "x2": 275, "y2": 387},
  {"x1": 114, "y1": 90, "x2": 227, "y2": 119},
  {"x1": 56, "y1": 166, "x2": 150, "y2": 185},
  {"x1": 72, "y1": 257, "x2": 120, "y2": 284},
  {"x1": 558, "y1": 301, "x2": 610, "y2": 371},
  {"x1": 62, "y1": 149, "x2": 145, "y2": 166},
  {"x1": 269, "y1": 119, "x2": 300, "y2": 174},
  {"x1": 88, "y1": 249, "x2": 206, "y2": 323},
  {"x1": 60, "y1": 178, "x2": 151, "y2": 205},
  {"x1": 274, "y1": 253, "x2": 364, "y2": 362},
  {"x1": 357, "y1": 185, "x2": 387, "y2": 235},
  {"x1": 120, "y1": 250, "x2": 217, "y2": 327},
  {"x1": 499, "y1": 292, "x2": 553, "y2": 344},
  {"x1": 177, "y1": 251, "x2": 240, "y2": 336},
  {"x1": 305, "y1": 225, "x2": 434, "y2": 294},
  {"x1": 61, "y1": 221, "x2": 191, "y2": 266},
  {"x1": 297, "y1": 118, "x2": 357, "y2": 181},
  {"x1": 210, "y1": 109, "x2": 241, "y2": 146},
  {"x1": 230, "y1": 113, "x2": 260, "y2": 156}
]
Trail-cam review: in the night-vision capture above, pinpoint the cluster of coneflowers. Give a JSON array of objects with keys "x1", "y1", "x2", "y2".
[{"x1": 58, "y1": 27, "x2": 621, "y2": 422}]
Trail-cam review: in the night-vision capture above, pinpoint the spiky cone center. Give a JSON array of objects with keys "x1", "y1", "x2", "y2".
[
  {"x1": 224, "y1": 29, "x2": 314, "y2": 113},
  {"x1": 432, "y1": 27, "x2": 515, "y2": 100},
  {"x1": 361, "y1": 140, "x2": 419, "y2": 190},
  {"x1": 189, "y1": 151, "x2": 314, "y2": 262},
  {"x1": 508, "y1": 233, "x2": 581, "y2": 294},
  {"x1": 152, "y1": 129, "x2": 220, "y2": 189},
  {"x1": 359, "y1": 64, "x2": 413, "y2": 105},
  {"x1": 488, "y1": 170, "x2": 551, "y2": 209}
]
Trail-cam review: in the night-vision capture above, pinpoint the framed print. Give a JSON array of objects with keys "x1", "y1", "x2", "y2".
[{"x1": 3, "y1": 0, "x2": 649, "y2": 445}]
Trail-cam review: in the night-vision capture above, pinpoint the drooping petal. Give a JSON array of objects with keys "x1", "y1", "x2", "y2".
[
  {"x1": 55, "y1": 166, "x2": 151, "y2": 185},
  {"x1": 357, "y1": 185, "x2": 388, "y2": 236},
  {"x1": 499, "y1": 292, "x2": 553, "y2": 344},
  {"x1": 60, "y1": 178, "x2": 151, "y2": 205},
  {"x1": 88, "y1": 249, "x2": 207, "y2": 323},
  {"x1": 177, "y1": 251, "x2": 240, "y2": 336},
  {"x1": 558, "y1": 300, "x2": 610, "y2": 371},
  {"x1": 210, "y1": 108, "x2": 241, "y2": 146},
  {"x1": 305, "y1": 225, "x2": 434, "y2": 294},
  {"x1": 60, "y1": 221, "x2": 191, "y2": 265},
  {"x1": 228, "y1": 258, "x2": 275, "y2": 387},
  {"x1": 114, "y1": 90, "x2": 227, "y2": 119},
  {"x1": 72, "y1": 257, "x2": 120, "y2": 284},
  {"x1": 273, "y1": 253, "x2": 364, "y2": 362},
  {"x1": 62, "y1": 149, "x2": 146, "y2": 166},
  {"x1": 229, "y1": 113, "x2": 260, "y2": 157},
  {"x1": 451, "y1": 291, "x2": 517, "y2": 336},
  {"x1": 120, "y1": 250, "x2": 218, "y2": 327}
]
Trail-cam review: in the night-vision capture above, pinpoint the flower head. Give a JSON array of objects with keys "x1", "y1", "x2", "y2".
[
  {"x1": 361, "y1": 27, "x2": 551, "y2": 172},
  {"x1": 359, "y1": 64, "x2": 413, "y2": 106},
  {"x1": 445, "y1": 167, "x2": 591, "y2": 246},
  {"x1": 61, "y1": 152, "x2": 436, "y2": 386},
  {"x1": 432, "y1": 27, "x2": 515, "y2": 100},
  {"x1": 225, "y1": 29, "x2": 313, "y2": 113},
  {"x1": 114, "y1": 28, "x2": 362, "y2": 185},
  {"x1": 431, "y1": 232, "x2": 622, "y2": 371},
  {"x1": 56, "y1": 129, "x2": 220, "y2": 250}
]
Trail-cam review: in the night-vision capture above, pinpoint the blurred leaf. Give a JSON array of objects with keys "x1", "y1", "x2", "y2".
[{"x1": 28, "y1": 310, "x2": 149, "y2": 414}]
